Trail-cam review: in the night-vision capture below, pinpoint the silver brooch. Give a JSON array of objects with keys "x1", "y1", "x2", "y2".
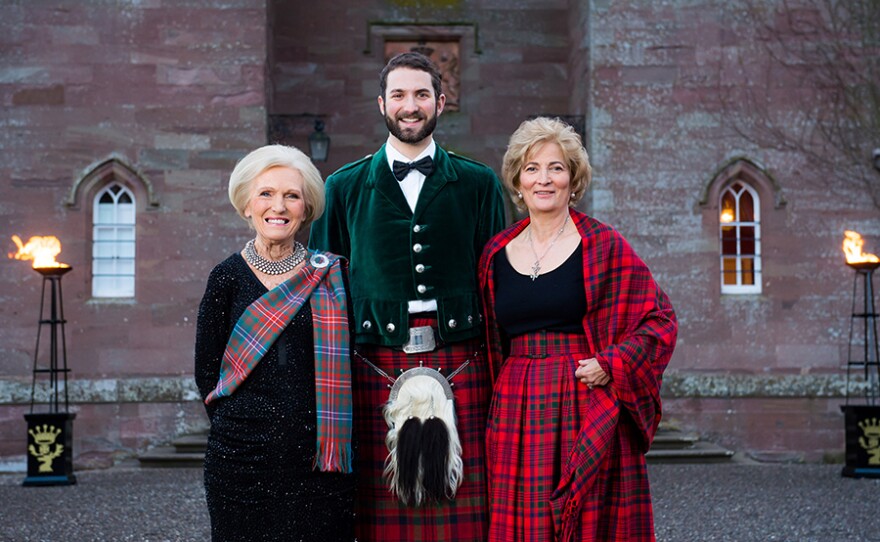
[{"x1": 310, "y1": 253, "x2": 330, "y2": 268}]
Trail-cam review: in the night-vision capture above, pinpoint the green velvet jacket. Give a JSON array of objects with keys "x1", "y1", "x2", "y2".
[{"x1": 308, "y1": 143, "x2": 506, "y2": 346}]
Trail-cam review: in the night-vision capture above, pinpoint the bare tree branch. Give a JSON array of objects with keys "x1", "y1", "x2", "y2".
[{"x1": 722, "y1": 0, "x2": 880, "y2": 209}]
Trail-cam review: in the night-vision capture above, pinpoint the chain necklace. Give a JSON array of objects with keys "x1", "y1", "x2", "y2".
[
  {"x1": 527, "y1": 219, "x2": 567, "y2": 281},
  {"x1": 243, "y1": 239, "x2": 307, "y2": 275}
]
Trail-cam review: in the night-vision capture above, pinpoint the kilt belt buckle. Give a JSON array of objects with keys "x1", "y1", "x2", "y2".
[{"x1": 402, "y1": 325, "x2": 436, "y2": 354}]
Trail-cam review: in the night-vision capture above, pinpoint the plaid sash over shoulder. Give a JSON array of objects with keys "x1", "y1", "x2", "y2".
[{"x1": 205, "y1": 251, "x2": 353, "y2": 473}]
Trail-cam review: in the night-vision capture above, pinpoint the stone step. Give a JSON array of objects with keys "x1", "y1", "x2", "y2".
[
  {"x1": 646, "y1": 441, "x2": 736, "y2": 464},
  {"x1": 650, "y1": 431, "x2": 700, "y2": 450},
  {"x1": 138, "y1": 447, "x2": 204, "y2": 469},
  {"x1": 173, "y1": 433, "x2": 207, "y2": 454},
  {"x1": 138, "y1": 429, "x2": 735, "y2": 468}
]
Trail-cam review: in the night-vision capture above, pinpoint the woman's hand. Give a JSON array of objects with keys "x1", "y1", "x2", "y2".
[{"x1": 575, "y1": 358, "x2": 610, "y2": 389}]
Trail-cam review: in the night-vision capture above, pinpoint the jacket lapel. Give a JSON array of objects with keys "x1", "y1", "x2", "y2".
[
  {"x1": 366, "y1": 146, "x2": 413, "y2": 217},
  {"x1": 413, "y1": 146, "x2": 458, "y2": 221}
]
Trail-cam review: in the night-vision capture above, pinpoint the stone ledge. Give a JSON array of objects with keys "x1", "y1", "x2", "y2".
[
  {"x1": 661, "y1": 371, "x2": 866, "y2": 398},
  {"x1": 0, "y1": 377, "x2": 201, "y2": 405},
  {"x1": 0, "y1": 372, "x2": 869, "y2": 404}
]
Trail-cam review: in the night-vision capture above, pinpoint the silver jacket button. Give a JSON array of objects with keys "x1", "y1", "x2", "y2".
[
  {"x1": 448, "y1": 319, "x2": 457, "y2": 329},
  {"x1": 415, "y1": 264, "x2": 425, "y2": 273},
  {"x1": 413, "y1": 225, "x2": 422, "y2": 233},
  {"x1": 467, "y1": 315, "x2": 474, "y2": 324},
  {"x1": 417, "y1": 284, "x2": 427, "y2": 294},
  {"x1": 386, "y1": 322, "x2": 396, "y2": 333},
  {"x1": 362, "y1": 320, "x2": 372, "y2": 330},
  {"x1": 413, "y1": 243, "x2": 422, "y2": 253}
]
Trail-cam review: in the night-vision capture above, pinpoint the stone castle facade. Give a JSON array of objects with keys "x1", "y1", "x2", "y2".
[{"x1": 1, "y1": 0, "x2": 877, "y2": 467}]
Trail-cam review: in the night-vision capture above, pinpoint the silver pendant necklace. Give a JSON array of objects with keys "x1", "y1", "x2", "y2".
[
  {"x1": 243, "y1": 239, "x2": 307, "y2": 275},
  {"x1": 527, "y1": 219, "x2": 567, "y2": 281}
]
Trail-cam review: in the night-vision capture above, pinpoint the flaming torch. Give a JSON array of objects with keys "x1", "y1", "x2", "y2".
[
  {"x1": 9, "y1": 235, "x2": 76, "y2": 486},
  {"x1": 843, "y1": 230, "x2": 880, "y2": 270},
  {"x1": 841, "y1": 230, "x2": 880, "y2": 479},
  {"x1": 9, "y1": 235, "x2": 71, "y2": 275}
]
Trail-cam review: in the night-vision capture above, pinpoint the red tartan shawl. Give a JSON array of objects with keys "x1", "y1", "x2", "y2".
[
  {"x1": 205, "y1": 251, "x2": 353, "y2": 473},
  {"x1": 478, "y1": 208, "x2": 678, "y2": 541}
]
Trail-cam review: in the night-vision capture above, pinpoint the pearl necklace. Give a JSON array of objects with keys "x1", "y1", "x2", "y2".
[
  {"x1": 527, "y1": 219, "x2": 567, "y2": 281},
  {"x1": 243, "y1": 239, "x2": 307, "y2": 275}
]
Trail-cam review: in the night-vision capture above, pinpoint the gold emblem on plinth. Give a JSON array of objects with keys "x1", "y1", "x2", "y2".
[
  {"x1": 858, "y1": 417, "x2": 880, "y2": 465},
  {"x1": 28, "y1": 424, "x2": 64, "y2": 473}
]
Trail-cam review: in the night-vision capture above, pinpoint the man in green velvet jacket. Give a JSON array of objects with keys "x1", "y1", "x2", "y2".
[{"x1": 309, "y1": 52, "x2": 505, "y2": 542}]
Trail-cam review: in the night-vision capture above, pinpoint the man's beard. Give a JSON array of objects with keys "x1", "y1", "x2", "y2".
[{"x1": 385, "y1": 106, "x2": 438, "y2": 144}]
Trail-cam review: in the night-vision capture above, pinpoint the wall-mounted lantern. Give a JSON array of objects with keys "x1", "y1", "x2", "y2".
[{"x1": 308, "y1": 120, "x2": 330, "y2": 162}]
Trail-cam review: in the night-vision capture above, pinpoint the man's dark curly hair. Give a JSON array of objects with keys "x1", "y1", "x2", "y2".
[{"x1": 379, "y1": 52, "x2": 443, "y2": 99}]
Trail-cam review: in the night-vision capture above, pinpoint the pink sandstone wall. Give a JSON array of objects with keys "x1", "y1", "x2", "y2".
[
  {"x1": 0, "y1": 0, "x2": 268, "y2": 462},
  {"x1": 0, "y1": 0, "x2": 876, "y2": 466}
]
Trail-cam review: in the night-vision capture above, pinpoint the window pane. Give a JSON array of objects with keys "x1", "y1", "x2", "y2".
[
  {"x1": 118, "y1": 259, "x2": 135, "y2": 275},
  {"x1": 118, "y1": 204, "x2": 135, "y2": 224},
  {"x1": 740, "y1": 226, "x2": 756, "y2": 255},
  {"x1": 722, "y1": 258, "x2": 738, "y2": 285},
  {"x1": 93, "y1": 276, "x2": 111, "y2": 296},
  {"x1": 117, "y1": 226, "x2": 135, "y2": 241},
  {"x1": 720, "y1": 192, "x2": 736, "y2": 223},
  {"x1": 93, "y1": 226, "x2": 114, "y2": 241},
  {"x1": 119, "y1": 280, "x2": 135, "y2": 297},
  {"x1": 741, "y1": 258, "x2": 755, "y2": 285},
  {"x1": 96, "y1": 204, "x2": 115, "y2": 223},
  {"x1": 739, "y1": 191, "x2": 754, "y2": 222},
  {"x1": 118, "y1": 242, "x2": 135, "y2": 259},
  {"x1": 721, "y1": 225, "x2": 737, "y2": 255},
  {"x1": 122, "y1": 278, "x2": 135, "y2": 297},
  {"x1": 93, "y1": 242, "x2": 115, "y2": 259},
  {"x1": 93, "y1": 258, "x2": 115, "y2": 275}
]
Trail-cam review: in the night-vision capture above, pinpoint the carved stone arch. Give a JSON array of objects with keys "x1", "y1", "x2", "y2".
[
  {"x1": 698, "y1": 157, "x2": 787, "y2": 212},
  {"x1": 66, "y1": 154, "x2": 158, "y2": 209}
]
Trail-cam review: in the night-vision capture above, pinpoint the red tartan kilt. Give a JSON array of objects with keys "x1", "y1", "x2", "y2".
[
  {"x1": 352, "y1": 315, "x2": 490, "y2": 542},
  {"x1": 487, "y1": 331, "x2": 592, "y2": 542},
  {"x1": 487, "y1": 330, "x2": 655, "y2": 542}
]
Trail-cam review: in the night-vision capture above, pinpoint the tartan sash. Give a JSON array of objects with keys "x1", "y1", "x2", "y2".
[
  {"x1": 550, "y1": 385, "x2": 620, "y2": 542},
  {"x1": 205, "y1": 251, "x2": 353, "y2": 473}
]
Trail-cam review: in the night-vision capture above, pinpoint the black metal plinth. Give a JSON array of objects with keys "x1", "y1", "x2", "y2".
[
  {"x1": 840, "y1": 405, "x2": 880, "y2": 479},
  {"x1": 23, "y1": 413, "x2": 77, "y2": 486},
  {"x1": 24, "y1": 266, "x2": 76, "y2": 487}
]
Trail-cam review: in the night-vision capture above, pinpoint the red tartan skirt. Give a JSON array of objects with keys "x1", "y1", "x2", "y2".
[
  {"x1": 486, "y1": 330, "x2": 656, "y2": 542},
  {"x1": 352, "y1": 315, "x2": 490, "y2": 542}
]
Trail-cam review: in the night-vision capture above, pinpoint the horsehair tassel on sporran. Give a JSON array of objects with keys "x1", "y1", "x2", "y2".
[{"x1": 382, "y1": 366, "x2": 463, "y2": 506}]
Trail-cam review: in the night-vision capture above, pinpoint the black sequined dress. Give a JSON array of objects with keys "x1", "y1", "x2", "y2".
[{"x1": 194, "y1": 253, "x2": 355, "y2": 542}]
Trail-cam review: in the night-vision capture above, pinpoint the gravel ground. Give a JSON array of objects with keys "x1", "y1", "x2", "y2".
[
  {"x1": 0, "y1": 462, "x2": 878, "y2": 541},
  {"x1": 650, "y1": 463, "x2": 880, "y2": 542}
]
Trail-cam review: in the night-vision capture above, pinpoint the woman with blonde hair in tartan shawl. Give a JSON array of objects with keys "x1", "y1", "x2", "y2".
[
  {"x1": 478, "y1": 117, "x2": 678, "y2": 541},
  {"x1": 195, "y1": 144, "x2": 356, "y2": 541}
]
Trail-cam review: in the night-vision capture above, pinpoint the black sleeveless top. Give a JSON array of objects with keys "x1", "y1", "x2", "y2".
[{"x1": 493, "y1": 243, "x2": 586, "y2": 336}]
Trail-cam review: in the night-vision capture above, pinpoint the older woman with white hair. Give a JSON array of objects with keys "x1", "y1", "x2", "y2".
[{"x1": 195, "y1": 144, "x2": 355, "y2": 541}]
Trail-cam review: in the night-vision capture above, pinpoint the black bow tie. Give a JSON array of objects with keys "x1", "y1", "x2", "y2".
[{"x1": 392, "y1": 156, "x2": 434, "y2": 182}]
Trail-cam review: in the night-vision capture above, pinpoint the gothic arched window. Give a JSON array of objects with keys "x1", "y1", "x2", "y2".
[
  {"x1": 720, "y1": 181, "x2": 761, "y2": 294},
  {"x1": 92, "y1": 183, "x2": 136, "y2": 297}
]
